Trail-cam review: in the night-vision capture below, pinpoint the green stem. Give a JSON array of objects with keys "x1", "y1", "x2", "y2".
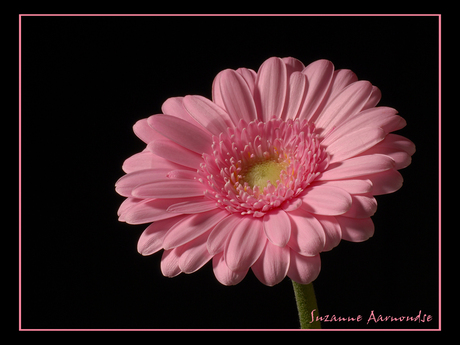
[{"x1": 291, "y1": 280, "x2": 321, "y2": 329}]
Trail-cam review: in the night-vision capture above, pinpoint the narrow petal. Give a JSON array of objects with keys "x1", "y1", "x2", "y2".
[
  {"x1": 148, "y1": 114, "x2": 212, "y2": 155},
  {"x1": 178, "y1": 231, "x2": 213, "y2": 274},
  {"x1": 137, "y1": 215, "x2": 188, "y2": 256},
  {"x1": 117, "y1": 197, "x2": 142, "y2": 219},
  {"x1": 337, "y1": 216, "x2": 375, "y2": 242},
  {"x1": 362, "y1": 86, "x2": 381, "y2": 110},
  {"x1": 132, "y1": 179, "x2": 205, "y2": 199},
  {"x1": 284, "y1": 72, "x2": 308, "y2": 120},
  {"x1": 115, "y1": 169, "x2": 172, "y2": 197},
  {"x1": 326, "y1": 127, "x2": 386, "y2": 164},
  {"x1": 298, "y1": 59, "x2": 335, "y2": 122},
  {"x1": 282, "y1": 57, "x2": 305, "y2": 76},
  {"x1": 122, "y1": 152, "x2": 188, "y2": 174},
  {"x1": 133, "y1": 118, "x2": 164, "y2": 144},
  {"x1": 161, "y1": 97, "x2": 196, "y2": 123},
  {"x1": 367, "y1": 169, "x2": 404, "y2": 195},
  {"x1": 167, "y1": 197, "x2": 219, "y2": 214},
  {"x1": 212, "y1": 252, "x2": 248, "y2": 286},
  {"x1": 147, "y1": 139, "x2": 203, "y2": 169},
  {"x1": 212, "y1": 71, "x2": 225, "y2": 111},
  {"x1": 327, "y1": 69, "x2": 358, "y2": 101},
  {"x1": 310, "y1": 179, "x2": 373, "y2": 195},
  {"x1": 314, "y1": 80, "x2": 373, "y2": 135},
  {"x1": 207, "y1": 214, "x2": 242, "y2": 255},
  {"x1": 320, "y1": 107, "x2": 400, "y2": 144},
  {"x1": 281, "y1": 198, "x2": 303, "y2": 212},
  {"x1": 252, "y1": 242, "x2": 290, "y2": 286},
  {"x1": 122, "y1": 198, "x2": 187, "y2": 224},
  {"x1": 287, "y1": 210, "x2": 325, "y2": 256},
  {"x1": 357, "y1": 147, "x2": 411, "y2": 170},
  {"x1": 314, "y1": 215, "x2": 342, "y2": 252},
  {"x1": 183, "y1": 95, "x2": 232, "y2": 136},
  {"x1": 341, "y1": 194, "x2": 377, "y2": 218},
  {"x1": 300, "y1": 185, "x2": 352, "y2": 216},
  {"x1": 263, "y1": 209, "x2": 291, "y2": 247},
  {"x1": 317, "y1": 154, "x2": 395, "y2": 181},
  {"x1": 224, "y1": 217, "x2": 266, "y2": 272},
  {"x1": 357, "y1": 134, "x2": 416, "y2": 170},
  {"x1": 236, "y1": 67, "x2": 257, "y2": 93},
  {"x1": 162, "y1": 209, "x2": 229, "y2": 249},
  {"x1": 160, "y1": 248, "x2": 182, "y2": 277},
  {"x1": 254, "y1": 57, "x2": 287, "y2": 121},
  {"x1": 287, "y1": 250, "x2": 321, "y2": 285},
  {"x1": 216, "y1": 69, "x2": 258, "y2": 123}
]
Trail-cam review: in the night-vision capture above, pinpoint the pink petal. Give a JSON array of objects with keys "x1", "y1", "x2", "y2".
[
  {"x1": 166, "y1": 169, "x2": 200, "y2": 179},
  {"x1": 326, "y1": 127, "x2": 386, "y2": 164},
  {"x1": 133, "y1": 118, "x2": 165, "y2": 144},
  {"x1": 167, "y1": 197, "x2": 219, "y2": 214},
  {"x1": 132, "y1": 179, "x2": 205, "y2": 199},
  {"x1": 254, "y1": 57, "x2": 288, "y2": 121},
  {"x1": 215, "y1": 69, "x2": 258, "y2": 123},
  {"x1": 314, "y1": 80, "x2": 373, "y2": 135},
  {"x1": 317, "y1": 154, "x2": 395, "y2": 181},
  {"x1": 117, "y1": 197, "x2": 142, "y2": 219},
  {"x1": 224, "y1": 216, "x2": 266, "y2": 272},
  {"x1": 160, "y1": 248, "x2": 182, "y2": 277},
  {"x1": 298, "y1": 59, "x2": 335, "y2": 122},
  {"x1": 358, "y1": 147, "x2": 411, "y2": 170},
  {"x1": 284, "y1": 72, "x2": 308, "y2": 120},
  {"x1": 147, "y1": 139, "x2": 203, "y2": 169},
  {"x1": 381, "y1": 134, "x2": 416, "y2": 156},
  {"x1": 300, "y1": 185, "x2": 352, "y2": 216},
  {"x1": 236, "y1": 67, "x2": 257, "y2": 94},
  {"x1": 137, "y1": 215, "x2": 188, "y2": 256},
  {"x1": 287, "y1": 250, "x2": 321, "y2": 285},
  {"x1": 281, "y1": 198, "x2": 303, "y2": 212},
  {"x1": 287, "y1": 209, "x2": 325, "y2": 256},
  {"x1": 148, "y1": 114, "x2": 212, "y2": 155},
  {"x1": 263, "y1": 208, "x2": 291, "y2": 247},
  {"x1": 327, "y1": 69, "x2": 358, "y2": 101},
  {"x1": 251, "y1": 241, "x2": 290, "y2": 286},
  {"x1": 211, "y1": 72, "x2": 225, "y2": 111},
  {"x1": 212, "y1": 252, "x2": 248, "y2": 286},
  {"x1": 367, "y1": 169, "x2": 404, "y2": 195},
  {"x1": 282, "y1": 57, "x2": 305, "y2": 76},
  {"x1": 341, "y1": 194, "x2": 377, "y2": 218},
  {"x1": 115, "y1": 169, "x2": 172, "y2": 197},
  {"x1": 182, "y1": 95, "x2": 232, "y2": 136},
  {"x1": 162, "y1": 209, "x2": 229, "y2": 250},
  {"x1": 122, "y1": 152, "x2": 188, "y2": 174},
  {"x1": 358, "y1": 134, "x2": 415, "y2": 169},
  {"x1": 178, "y1": 231, "x2": 213, "y2": 274},
  {"x1": 207, "y1": 214, "x2": 242, "y2": 255},
  {"x1": 310, "y1": 179, "x2": 373, "y2": 195},
  {"x1": 122, "y1": 198, "x2": 187, "y2": 224},
  {"x1": 314, "y1": 215, "x2": 342, "y2": 252},
  {"x1": 320, "y1": 107, "x2": 401, "y2": 144},
  {"x1": 161, "y1": 97, "x2": 196, "y2": 123},
  {"x1": 362, "y1": 86, "x2": 381, "y2": 110},
  {"x1": 337, "y1": 216, "x2": 375, "y2": 242}
]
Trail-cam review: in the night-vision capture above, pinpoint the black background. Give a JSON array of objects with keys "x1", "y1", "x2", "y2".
[{"x1": 20, "y1": 15, "x2": 439, "y2": 330}]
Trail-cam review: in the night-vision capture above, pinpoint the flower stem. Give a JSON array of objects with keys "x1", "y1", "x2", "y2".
[{"x1": 291, "y1": 280, "x2": 321, "y2": 329}]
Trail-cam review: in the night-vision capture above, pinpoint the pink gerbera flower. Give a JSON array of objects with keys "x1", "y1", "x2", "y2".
[{"x1": 116, "y1": 57, "x2": 415, "y2": 286}]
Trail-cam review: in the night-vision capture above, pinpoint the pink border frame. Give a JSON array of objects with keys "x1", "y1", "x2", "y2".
[{"x1": 18, "y1": 13, "x2": 442, "y2": 331}]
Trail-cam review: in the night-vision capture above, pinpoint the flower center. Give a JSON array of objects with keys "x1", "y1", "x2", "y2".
[
  {"x1": 242, "y1": 160, "x2": 288, "y2": 189},
  {"x1": 198, "y1": 118, "x2": 329, "y2": 217}
]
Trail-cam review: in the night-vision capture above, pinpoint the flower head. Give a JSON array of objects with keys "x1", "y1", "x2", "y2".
[{"x1": 116, "y1": 57, "x2": 415, "y2": 286}]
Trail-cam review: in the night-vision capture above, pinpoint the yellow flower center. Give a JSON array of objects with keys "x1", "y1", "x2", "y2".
[{"x1": 243, "y1": 160, "x2": 288, "y2": 190}]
